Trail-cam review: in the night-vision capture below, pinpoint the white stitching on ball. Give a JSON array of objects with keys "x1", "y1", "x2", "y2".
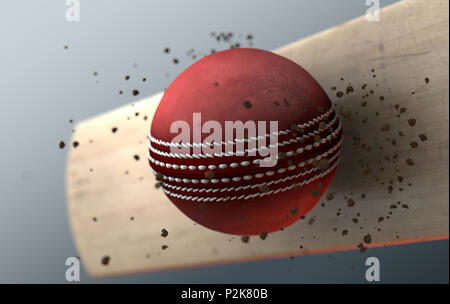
[
  {"x1": 150, "y1": 105, "x2": 335, "y2": 148},
  {"x1": 151, "y1": 137, "x2": 342, "y2": 184},
  {"x1": 163, "y1": 153, "x2": 340, "y2": 194},
  {"x1": 148, "y1": 118, "x2": 342, "y2": 161},
  {"x1": 161, "y1": 157, "x2": 340, "y2": 202}
]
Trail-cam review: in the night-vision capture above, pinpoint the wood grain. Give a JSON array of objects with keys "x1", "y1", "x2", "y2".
[{"x1": 67, "y1": 0, "x2": 449, "y2": 277}]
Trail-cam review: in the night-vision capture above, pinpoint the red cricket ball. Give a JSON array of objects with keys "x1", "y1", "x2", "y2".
[{"x1": 149, "y1": 48, "x2": 342, "y2": 235}]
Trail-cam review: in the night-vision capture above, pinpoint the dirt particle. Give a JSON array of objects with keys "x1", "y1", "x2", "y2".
[
  {"x1": 419, "y1": 134, "x2": 428, "y2": 141},
  {"x1": 172, "y1": 58, "x2": 179, "y2": 64},
  {"x1": 162, "y1": 245, "x2": 168, "y2": 250},
  {"x1": 72, "y1": 141, "x2": 79, "y2": 148},
  {"x1": 132, "y1": 89, "x2": 139, "y2": 96},
  {"x1": 59, "y1": 141, "x2": 65, "y2": 149},
  {"x1": 410, "y1": 141, "x2": 418, "y2": 148},
  {"x1": 259, "y1": 184, "x2": 269, "y2": 193},
  {"x1": 388, "y1": 185, "x2": 393, "y2": 194},
  {"x1": 164, "y1": 47, "x2": 170, "y2": 54},
  {"x1": 407, "y1": 119, "x2": 416, "y2": 127},
  {"x1": 342, "y1": 229, "x2": 349, "y2": 236},
  {"x1": 133, "y1": 154, "x2": 140, "y2": 161},
  {"x1": 161, "y1": 229, "x2": 168, "y2": 237},
  {"x1": 326, "y1": 192, "x2": 335, "y2": 201},
  {"x1": 380, "y1": 123, "x2": 391, "y2": 132},
  {"x1": 289, "y1": 124, "x2": 299, "y2": 131},
  {"x1": 243, "y1": 100, "x2": 252, "y2": 109},
  {"x1": 259, "y1": 232, "x2": 268, "y2": 240},
  {"x1": 425, "y1": 77, "x2": 430, "y2": 84},
  {"x1": 357, "y1": 243, "x2": 367, "y2": 253},
  {"x1": 336, "y1": 91, "x2": 344, "y2": 98},
  {"x1": 315, "y1": 159, "x2": 329, "y2": 171},
  {"x1": 241, "y1": 236, "x2": 250, "y2": 243},
  {"x1": 204, "y1": 170, "x2": 215, "y2": 179},
  {"x1": 406, "y1": 158, "x2": 415, "y2": 166},
  {"x1": 111, "y1": 127, "x2": 118, "y2": 133},
  {"x1": 101, "y1": 256, "x2": 110, "y2": 265},
  {"x1": 125, "y1": 75, "x2": 130, "y2": 80},
  {"x1": 347, "y1": 199, "x2": 355, "y2": 207},
  {"x1": 290, "y1": 206, "x2": 298, "y2": 215},
  {"x1": 155, "y1": 172, "x2": 164, "y2": 182}
]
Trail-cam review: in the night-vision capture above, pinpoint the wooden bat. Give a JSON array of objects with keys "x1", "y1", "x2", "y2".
[{"x1": 67, "y1": 0, "x2": 449, "y2": 277}]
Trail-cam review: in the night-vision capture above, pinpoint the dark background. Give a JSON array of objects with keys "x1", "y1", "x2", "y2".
[{"x1": 0, "y1": 0, "x2": 447, "y2": 283}]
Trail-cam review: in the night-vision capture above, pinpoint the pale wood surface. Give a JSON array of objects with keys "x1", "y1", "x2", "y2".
[{"x1": 67, "y1": 0, "x2": 449, "y2": 277}]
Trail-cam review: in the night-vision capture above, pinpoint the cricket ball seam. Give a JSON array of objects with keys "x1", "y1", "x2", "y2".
[
  {"x1": 147, "y1": 137, "x2": 343, "y2": 177},
  {"x1": 160, "y1": 150, "x2": 341, "y2": 193},
  {"x1": 148, "y1": 118, "x2": 342, "y2": 160},
  {"x1": 160, "y1": 157, "x2": 340, "y2": 202},
  {"x1": 148, "y1": 111, "x2": 338, "y2": 159},
  {"x1": 149, "y1": 106, "x2": 335, "y2": 148}
]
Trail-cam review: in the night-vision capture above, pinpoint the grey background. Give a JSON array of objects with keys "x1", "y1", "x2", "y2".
[{"x1": 0, "y1": 0, "x2": 447, "y2": 283}]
